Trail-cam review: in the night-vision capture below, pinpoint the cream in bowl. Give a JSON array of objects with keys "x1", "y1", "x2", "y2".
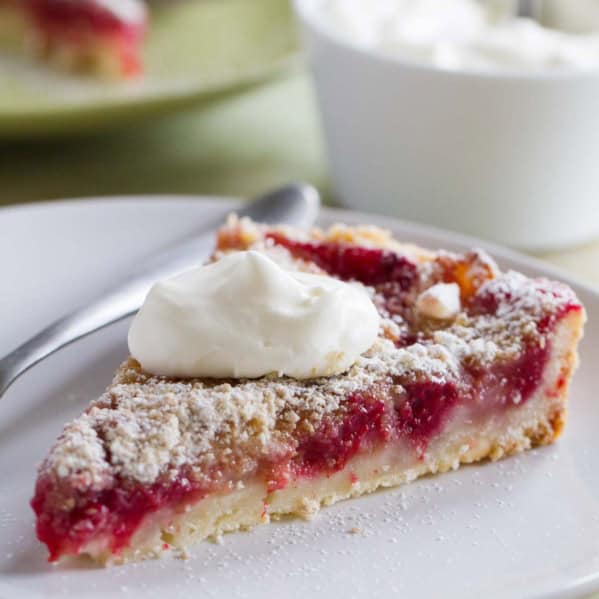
[
  {"x1": 320, "y1": 0, "x2": 599, "y2": 72},
  {"x1": 295, "y1": 0, "x2": 599, "y2": 249}
]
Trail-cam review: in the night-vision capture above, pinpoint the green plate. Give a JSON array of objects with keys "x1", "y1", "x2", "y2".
[{"x1": 0, "y1": 0, "x2": 298, "y2": 138}]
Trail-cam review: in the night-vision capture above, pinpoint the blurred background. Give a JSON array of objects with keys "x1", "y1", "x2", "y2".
[
  {"x1": 2, "y1": 0, "x2": 599, "y2": 284},
  {"x1": 0, "y1": 0, "x2": 325, "y2": 201}
]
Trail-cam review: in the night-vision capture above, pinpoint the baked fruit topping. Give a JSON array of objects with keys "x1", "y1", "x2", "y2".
[{"x1": 31, "y1": 218, "x2": 585, "y2": 564}]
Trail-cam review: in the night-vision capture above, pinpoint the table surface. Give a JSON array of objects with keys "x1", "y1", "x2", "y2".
[{"x1": 1, "y1": 67, "x2": 598, "y2": 598}]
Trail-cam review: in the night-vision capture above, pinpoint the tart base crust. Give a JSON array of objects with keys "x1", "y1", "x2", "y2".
[{"x1": 81, "y1": 310, "x2": 583, "y2": 565}]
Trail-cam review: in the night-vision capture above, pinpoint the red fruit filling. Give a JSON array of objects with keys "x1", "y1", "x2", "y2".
[
  {"x1": 31, "y1": 237, "x2": 581, "y2": 561},
  {"x1": 395, "y1": 381, "x2": 459, "y2": 455},
  {"x1": 31, "y1": 338, "x2": 553, "y2": 561},
  {"x1": 294, "y1": 391, "x2": 388, "y2": 478},
  {"x1": 32, "y1": 470, "x2": 206, "y2": 562},
  {"x1": 266, "y1": 232, "x2": 418, "y2": 291}
]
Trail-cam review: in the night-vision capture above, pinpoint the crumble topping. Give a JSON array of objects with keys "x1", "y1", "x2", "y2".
[
  {"x1": 49, "y1": 418, "x2": 112, "y2": 490},
  {"x1": 39, "y1": 221, "x2": 581, "y2": 492},
  {"x1": 45, "y1": 336, "x2": 458, "y2": 487}
]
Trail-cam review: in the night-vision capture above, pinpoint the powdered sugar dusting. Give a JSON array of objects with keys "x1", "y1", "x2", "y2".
[{"x1": 45, "y1": 334, "x2": 459, "y2": 487}]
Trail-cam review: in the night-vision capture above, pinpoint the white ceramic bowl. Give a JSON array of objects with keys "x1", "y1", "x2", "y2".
[{"x1": 294, "y1": 0, "x2": 599, "y2": 250}]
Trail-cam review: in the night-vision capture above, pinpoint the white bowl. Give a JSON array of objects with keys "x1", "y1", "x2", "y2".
[{"x1": 294, "y1": 0, "x2": 599, "y2": 250}]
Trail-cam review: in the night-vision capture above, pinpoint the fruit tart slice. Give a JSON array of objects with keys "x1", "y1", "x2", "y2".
[
  {"x1": 31, "y1": 217, "x2": 585, "y2": 564},
  {"x1": 1, "y1": 0, "x2": 148, "y2": 78}
]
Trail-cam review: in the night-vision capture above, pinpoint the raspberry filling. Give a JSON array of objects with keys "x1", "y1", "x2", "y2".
[
  {"x1": 294, "y1": 391, "x2": 388, "y2": 479},
  {"x1": 31, "y1": 236, "x2": 581, "y2": 561},
  {"x1": 32, "y1": 471, "x2": 206, "y2": 562},
  {"x1": 30, "y1": 345, "x2": 550, "y2": 561},
  {"x1": 265, "y1": 232, "x2": 418, "y2": 290}
]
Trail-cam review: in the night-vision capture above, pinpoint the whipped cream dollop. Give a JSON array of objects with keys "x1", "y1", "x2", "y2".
[
  {"x1": 321, "y1": 0, "x2": 599, "y2": 72},
  {"x1": 128, "y1": 251, "x2": 380, "y2": 380}
]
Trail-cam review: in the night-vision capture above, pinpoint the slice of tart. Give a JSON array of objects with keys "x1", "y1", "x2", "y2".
[
  {"x1": 31, "y1": 218, "x2": 585, "y2": 564},
  {"x1": 2, "y1": 0, "x2": 148, "y2": 78}
]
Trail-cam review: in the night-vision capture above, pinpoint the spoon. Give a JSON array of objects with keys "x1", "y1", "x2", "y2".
[
  {"x1": 517, "y1": 0, "x2": 536, "y2": 18},
  {"x1": 0, "y1": 184, "x2": 321, "y2": 398}
]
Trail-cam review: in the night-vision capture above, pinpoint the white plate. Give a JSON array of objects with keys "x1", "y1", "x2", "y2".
[{"x1": 1, "y1": 197, "x2": 598, "y2": 599}]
